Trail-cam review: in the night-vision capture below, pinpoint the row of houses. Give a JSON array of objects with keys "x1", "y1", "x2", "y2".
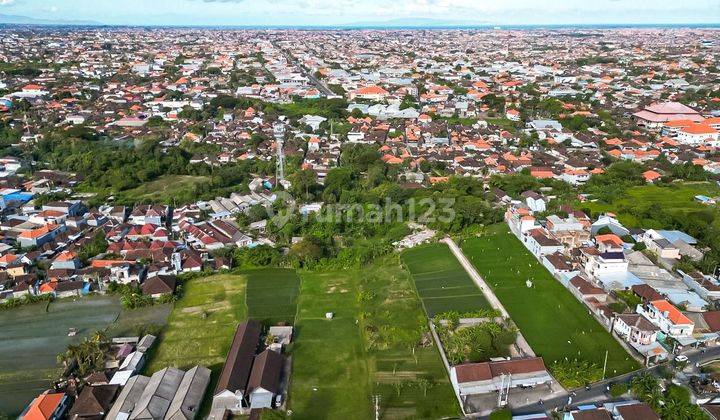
[{"x1": 505, "y1": 194, "x2": 720, "y2": 365}]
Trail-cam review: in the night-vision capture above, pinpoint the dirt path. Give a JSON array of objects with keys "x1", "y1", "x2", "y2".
[{"x1": 441, "y1": 237, "x2": 536, "y2": 358}]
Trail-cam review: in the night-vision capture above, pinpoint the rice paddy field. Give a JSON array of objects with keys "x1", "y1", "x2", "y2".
[
  {"x1": 290, "y1": 257, "x2": 459, "y2": 420},
  {"x1": 246, "y1": 268, "x2": 300, "y2": 325},
  {"x1": 580, "y1": 181, "x2": 720, "y2": 229},
  {"x1": 0, "y1": 296, "x2": 170, "y2": 416},
  {"x1": 461, "y1": 224, "x2": 639, "y2": 382},
  {"x1": 401, "y1": 243, "x2": 491, "y2": 316}
]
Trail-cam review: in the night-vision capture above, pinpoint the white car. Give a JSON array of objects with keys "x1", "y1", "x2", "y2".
[{"x1": 674, "y1": 355, "x2": 688, "y2": 363}]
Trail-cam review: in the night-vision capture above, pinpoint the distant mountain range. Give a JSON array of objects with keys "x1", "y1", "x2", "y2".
[{"x1": 0, "y1": 13, "x2": 100, "y2": 26}]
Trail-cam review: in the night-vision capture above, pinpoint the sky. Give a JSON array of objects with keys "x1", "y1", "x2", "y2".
[{"x1": 0, "y1": 0, "x2": 719, "y2": 26}]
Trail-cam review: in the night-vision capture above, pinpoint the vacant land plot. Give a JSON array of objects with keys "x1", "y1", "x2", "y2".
[
  {"x1": 145, "y1": 273, "x2": 247, "y2": 374},
  {"x1": 581, "y1": 182, "x2": 720, "y2": 229},
  {"x1": 291, "y1": 258, "x2": 458, "y2": 420},
  {"x1": 246, "y1": 268, "x2": 300, "y2": 325},
  {"x1": 0, "y1": 296, "x2": 169, "y2": 416},
  {"x1": 461, "y1": 225, "x2": 639, "y2": 383},
  {"x1": 116, "y1": 174, "x2": 211, "y2": 204},
  {"x1": 402, "y1": 243, "x2": 490, "y2": 316}
]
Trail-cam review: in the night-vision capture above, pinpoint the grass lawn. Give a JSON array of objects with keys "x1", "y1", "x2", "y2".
[
  {"x1": 144, "y1": 272, "x2": 248, "y2": 417},
  {"x1": 115, "y1": 174, "x2": 211, "y2": 204},
  {"x1": 461, "y1": 225, "x2": 639, "y2": 383},
  {"x1": 291, "y1": 257, "x2": 459, "y2": 420},
  {"x1": 145, "y1": 273, "x2": 248, "y2": 373},
  {"x1": 580, "y1": 181, "x2": 720, "y2": 229},
  {"x1": 401, "y1": 243, "x2": 490, "y2": 316},
  {"x1": 145, "y1": 268, "x2": 299, "y2": 414},
  {"x1": 246, "y1": 268, "x2": 300, "y2": 326},
  {"x1": 0, "y1": 296, "x2": 169, "y2": 416}
]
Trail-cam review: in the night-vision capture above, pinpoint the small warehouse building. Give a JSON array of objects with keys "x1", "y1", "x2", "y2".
[{"x1": 449, "y1": 357, "x2": 552, "y2": 397}]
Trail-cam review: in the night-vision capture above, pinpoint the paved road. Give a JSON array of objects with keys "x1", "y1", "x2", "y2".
[
  {"x1": 511, "y1": 346, "x2": 720, "y2": 416},
  {"x1": 442, "y1": 237, "x2": 535, "y2": 358},
  {"x1": 271, "y1": 41, "x2": 334, "y2": 96}
]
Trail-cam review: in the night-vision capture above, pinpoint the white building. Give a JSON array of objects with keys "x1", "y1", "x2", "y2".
[
  {"x1": 450, "y1": 357, "x2": 552, "y2": 398},
  {"x1": 522, "y1": 228, "x2": 564, "y2": 257},
  {"x1": 636, "y1": 299, "x2": 694, "y2": 338},
  {"x1": 676, "y1": 124, "x2": 719, "y2": 145},
  {"x1": 585, "y1": 251, "x2": 628, "y2": 279}
]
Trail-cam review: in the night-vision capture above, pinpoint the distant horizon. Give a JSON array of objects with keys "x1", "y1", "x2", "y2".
[
  {"x1": 2, "y1": 19, "x2": 720, "y2": 31},
  {"x1": 0, "y1": 0, "x2": 718, "y2": 28}
]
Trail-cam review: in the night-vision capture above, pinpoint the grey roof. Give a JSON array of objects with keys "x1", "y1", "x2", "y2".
[
  {"x1": 653, "y1": 238, "x2": 675, "y2": 249},
  {"x1": 657, "y1": 230, "x2": 697, "y2": 245},
  {"x1": 164, "y1": 366, "x2": 211, "y2": 420},
  {"x1": 130, "y1": 367, "x2": 185, "y2": 420},
  {"x1": 138, "y1": 334, "x2": 157, "y2": 352},
  {"x1": 106, "y1": 375, "x2": 151, "y2": 420}
]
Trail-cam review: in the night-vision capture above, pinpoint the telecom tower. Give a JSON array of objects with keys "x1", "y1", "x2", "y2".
[{"x1": 273, "y1": 122, "x2": 286, "y2": 182}]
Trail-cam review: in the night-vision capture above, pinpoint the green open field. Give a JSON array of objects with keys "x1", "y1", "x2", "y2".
[
  {"x1": 401, "y1": 243, "x2": 490, "y2": 316},
  {"x1": 246, "y1": 268, "x2": 300, "y2": 326},
  {"x1": 115, "y1": 174, "x2": 211, "y2": 204},
  {"x1": 291, "y1": 257, "x2": 459, "y2": 420},
  {"x1": 0, "y1": 296, "x2": 170, "y2": 416},
  {"x1": 461, "y1": 225, "x2": 639, "y2": 382},
  {"x1": 145, "y1": 273, "x2": 248, "y2": 373},
  {"x1": 144, "y1": 272, "x2": 248, "y2": 416},
  {"x1": 581, "y1": 181, "x2": 720, "y2": 229},
  {"x1": 145, "y1": 268, "x2": 299, "y2": 414}
]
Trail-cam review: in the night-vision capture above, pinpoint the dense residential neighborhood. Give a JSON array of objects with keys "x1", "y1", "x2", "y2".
[{"x1": 3, "y1": 21, "x2": 720, "y2": 420}]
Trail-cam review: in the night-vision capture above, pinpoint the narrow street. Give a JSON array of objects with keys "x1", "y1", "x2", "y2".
[
  {"x1": 270, "y1": 41, "x2": 335, "y2": 96},
  {"x1": 511, "y1": 346, "x2": 720, "y2": 416}
]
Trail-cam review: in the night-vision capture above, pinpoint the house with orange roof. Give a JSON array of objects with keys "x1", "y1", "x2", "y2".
[
  {"x1": 463, "y1": 140, "x2": 492, "y2": 152},
  {"x1": 381, "y1": 154, "x2": 403, "y2": 165},
  {"x1": 429, "y1": 176, "x2": 449, "y2": 184},
  {"x1": 705, "y1": 116, "x2": 720, "y2": 129},
  {"x1": 637, "y1": 299, "x2": 694, "y2": 338},
  {"x1": 604, "y1": 138, "x2": 623, "y2": 147},
  {"x1": 530, "y1": 167, "x2": 555, "y2": 179},
  {"x1": 19, "y1": 390, "x2": 69, "y2": 420},
  {"x1": 349, "y1": 85, "x2": 390, "y2": 101},
  {"x1": 594, "y1": 234, "x2": 624, "y2": 253},
  {"x1": 642, "y1": 170, "x2": 662, "y2": 183},
  {"x1": 662, "y1": 119, "x2": 696, "y2": 137},
  {"x1": 18, "y1": 224, "x2": 62, "y2": 248},
  {"x1": 677, "y1": 123, "x2": 719, "y2": 145},
  {"x1": 51, "y1": 250, "x2": 81, "y2": 270},
  {"x1": 0, "y1": 253, "x2": 17, "y2": 268},
  {"x1": 560, "y1": 168, "x2": 589, "y2": 185}
]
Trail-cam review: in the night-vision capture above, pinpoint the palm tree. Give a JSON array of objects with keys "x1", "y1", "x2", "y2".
[{"x1": 631, "y1": 373, "x2": 662, "y2": 408}]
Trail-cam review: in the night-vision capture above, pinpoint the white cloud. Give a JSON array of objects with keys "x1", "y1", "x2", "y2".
[{"x1": 0, "y1": 0, "x2": 15, "y2": 5}]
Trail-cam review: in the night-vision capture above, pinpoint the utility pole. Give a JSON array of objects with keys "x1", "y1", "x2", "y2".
[
  {"x1": 274, "y1": 122, "x2": 285, "y2": 182},
  {"x1": 373, "y1": 395, "x2": 380, "y2": 420},
  {"x1": 602, "y1": 349, "x2": 609, "y2": 380}
]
